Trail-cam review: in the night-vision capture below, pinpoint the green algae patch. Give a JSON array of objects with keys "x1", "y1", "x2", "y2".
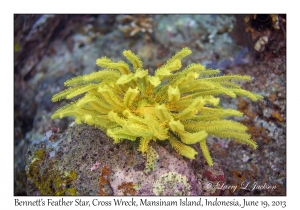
[{"x1": 27, "y1": 147, "x2": 78, "y2": 196}]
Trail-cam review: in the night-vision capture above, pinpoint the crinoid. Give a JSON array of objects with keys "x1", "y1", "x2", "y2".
[{"x1": 52, "y1": 48, "x2": 263, "y2": 166}]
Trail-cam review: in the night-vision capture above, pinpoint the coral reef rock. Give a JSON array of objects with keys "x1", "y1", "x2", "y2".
[{"x1": 25, "y1": 123, "x2": 213, "y2": 196}]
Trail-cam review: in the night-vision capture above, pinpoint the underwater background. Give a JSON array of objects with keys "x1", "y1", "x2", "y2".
[{"x1": 14, "y1": 14, "x2": 286, "y2": 196}]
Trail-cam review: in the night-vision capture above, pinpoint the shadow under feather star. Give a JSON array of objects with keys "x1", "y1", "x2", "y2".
[{"x1": 51, "y1": 48, "x2": 263, "y2": 166}]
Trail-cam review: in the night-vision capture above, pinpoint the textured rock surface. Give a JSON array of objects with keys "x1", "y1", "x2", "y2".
[{"x1": 26, "y1": 123, "x2": 214, "y2": 195}]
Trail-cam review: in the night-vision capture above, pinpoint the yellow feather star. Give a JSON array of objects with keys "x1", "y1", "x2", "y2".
[{"x1": 51, "y1": 47, "x2": 263, "y2": 166}]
